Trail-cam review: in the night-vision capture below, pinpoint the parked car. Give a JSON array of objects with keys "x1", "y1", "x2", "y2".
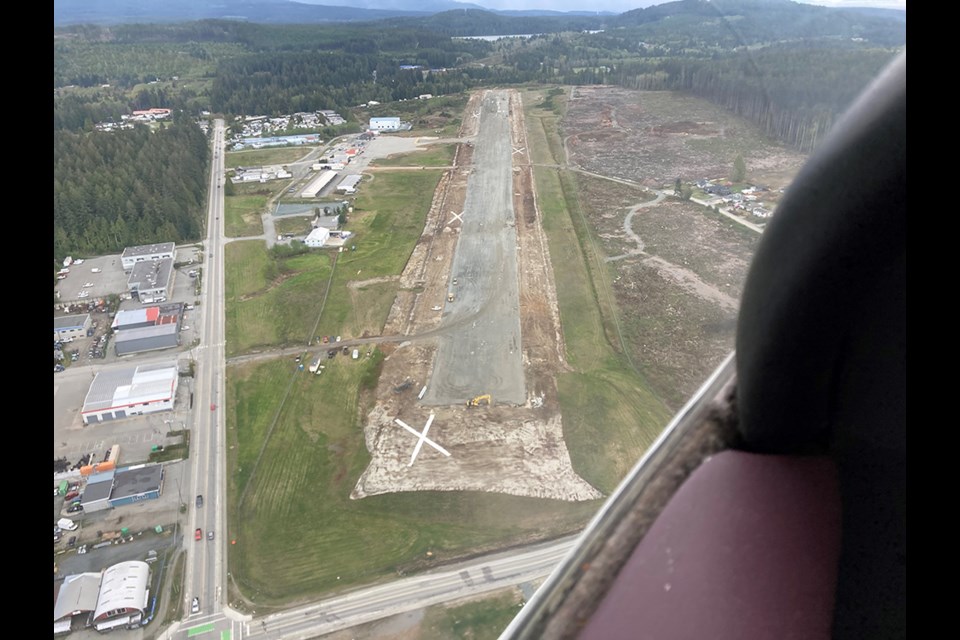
[
  {"x1": 67, "y1": 504, "x2": 83, "y2": 513},
  {"x1": 195, "y1": 528, "x2": 202, "y2": 541},
  {"x1": 64, "y1": 491, "x2": 79, "y2": 501},
  {"x1": 191, "y1": 597, "x2": 200, "y2": 614},
  {"x1": 68, "y1": 536, "x2": 77, "y2": 547}
]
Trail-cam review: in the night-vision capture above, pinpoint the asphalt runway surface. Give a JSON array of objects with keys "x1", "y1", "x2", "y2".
[{"x1": 423, "y1": 90, "x2": 526, "y2": 406}]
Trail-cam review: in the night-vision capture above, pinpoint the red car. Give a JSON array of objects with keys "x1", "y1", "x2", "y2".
[
  {"x1": 210, "y1": 403, "x2": 216, "y2": 411},
  {"x1": 195, "y1": 528, "x2": 202, "y2": 541}
]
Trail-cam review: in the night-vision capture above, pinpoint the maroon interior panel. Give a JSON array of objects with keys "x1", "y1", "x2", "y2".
[{"x1": 578, "y1": 451, "x2": 841, "y2": 640}]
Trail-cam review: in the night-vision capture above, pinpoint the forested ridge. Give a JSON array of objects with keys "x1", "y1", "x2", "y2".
[{"x1": 53, "y1": 1, "x2": 904, "y2": 263}]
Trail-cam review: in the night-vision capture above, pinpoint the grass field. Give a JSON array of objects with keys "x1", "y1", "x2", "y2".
[
  {"x1": 524, "y1": 88, "x2": 673, "y2": 493},
  {"x1": 226, "y1": 357, "x2": 598, "y2": 605},
  {"x1": 225, "y1": 146, "x2": 317, "y2": 169},
  {"x1": 224, "y1": 241, "x2": 333, "y2": 356},
  {"x1": 312, "y1": 170, "x2": 443, "y2": 340},
  {"x1": 368, "y1": 143, "x2": 457, "y2": 168},
  {"x1": 420, "y1": 590, "x2": 525, "y2": 640},
  {"x1": 224, "y1": 194, "x2": 268, "y2": 238}
]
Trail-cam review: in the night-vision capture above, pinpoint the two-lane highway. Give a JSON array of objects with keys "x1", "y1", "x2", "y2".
[{"x1": 184, "y1": 120, "x2": 229, "y2": 626}]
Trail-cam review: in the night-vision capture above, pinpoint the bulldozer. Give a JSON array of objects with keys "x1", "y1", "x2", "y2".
[{"x1": 466, "y1": 394, "x2": 492, "y2": 408}]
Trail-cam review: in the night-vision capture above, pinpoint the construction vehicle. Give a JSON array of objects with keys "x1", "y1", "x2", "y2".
[{"x1": 466, "y1": 394, "x2": 492, "y2": 408}]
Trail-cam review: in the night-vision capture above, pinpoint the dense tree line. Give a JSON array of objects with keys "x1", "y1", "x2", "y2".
[
  {"x1": 209, "y1": 49, "x2": 532, "y2": 116},
  {"x1": 53, "y1": 119, "x2": 209, "y2": 262}
]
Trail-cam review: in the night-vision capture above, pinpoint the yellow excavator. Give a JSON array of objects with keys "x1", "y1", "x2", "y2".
[{"x1": 466, "y1": 394, "x2": 492, "y2": 408}]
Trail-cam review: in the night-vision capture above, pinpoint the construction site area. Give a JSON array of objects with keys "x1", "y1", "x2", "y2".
[{"x1": 352, "y1": 89, "x2": 601, "y2": 502}]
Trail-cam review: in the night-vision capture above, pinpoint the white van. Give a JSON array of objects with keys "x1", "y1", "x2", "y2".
[
  {"x1": 352, "y1": 349, "x2": 359, "y2": 360},
  {"x1": 57, "y1": 517, "x2": 78, "y2": 531}
]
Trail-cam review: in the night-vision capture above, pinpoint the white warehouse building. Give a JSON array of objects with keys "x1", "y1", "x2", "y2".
[
  {"x1": 302, "y1": 169, "x2": 338, "y2": 198},
  {"x1": 121, "y1": 242, "x2": 175, "y2": 271},
  {"x1": 81, "y1": 362, "x2": 179, "y2": 424},
  {"x1": 93, "y1": 561, "x2": 150, "y2": 631},
  {"x1": 304, "y1": 227, "x2": 331, "y2": 248},
  {"x1": 336, "y1": 174, "x2": 363, "y2": 194},
  {"x1": 369, "y1": 117, "x2": 401, "y2": 131}
]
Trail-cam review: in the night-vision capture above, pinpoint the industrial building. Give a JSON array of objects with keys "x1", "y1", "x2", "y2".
[
  {"x1": 54, "y1": 572, "x2": 103, "y2": 635},
  {"x1": 301, "y1": 169, "x2": 338, "y2": 198},
  {"x1": 110, "y1": 464, "x2": 165, "y2": 506},
  {"x1": 304, "y1": 227, "x2": 331, "y2": 248},
  {"x1": 54, "y1": 314, "x2": 92, "y2": 341},
  {"x1": 80, "y1": 470, "x2": 115, "y2": 513},
  {"x1": 55, "y1": 561, "x2": 152, "y2": 634},
  {"x1": 79, "y1": 464, "x2": 164, "y2": 512},
  {"x1": 120, "y1": 242, "x2": 175, "y2": 270},
  {"x1": 336, "y1": 174, "x2": 363, "y2": 194},
  {"x1": 111, "y1": 304, "x2": 182, "y2": 355},
  {"x1": 111, "y1": 304, "x2": 181, "y2": 331},
  {"x1": 114, "y1": 324, "x2": 180, "y2": 356},
  {"x1": 127, "y1": 258, "x2": 174, "y2": 304},
  {"x1": 93, "y1": 561, "x2": 151, "y2": 631},
  {"x1": 369, "y1": 117, "x2": 401, "y2": 131},
  {"x1": 81, "y1": 363, "x2": 179, "y2": 424}
]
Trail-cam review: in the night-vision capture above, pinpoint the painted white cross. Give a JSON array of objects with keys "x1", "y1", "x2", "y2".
[
  {"x1": 395, "y1": 413, "x2": 451, "y2": 466},
  {"x1": 512, "y1": 146, "x2": 526, "y2": 155},
  {"x1": 449, "y1": 210, "x2": 464, "y2": 225}
]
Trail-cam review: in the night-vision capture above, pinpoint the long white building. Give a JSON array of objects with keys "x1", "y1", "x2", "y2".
[
  {"x1": 120, "y1": 242, "x2": 175, "y2": 270},
  {"x1": 301, "y1": 169, "x2": 338, "y2": 198},
  {"x1": 81, "y1": 362, "x2": 179, "y2": 424}
]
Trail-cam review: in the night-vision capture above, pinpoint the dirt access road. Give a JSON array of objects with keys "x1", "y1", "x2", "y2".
[{"x1": 352, "y1": 90, "x2": 600, "y2": 502}]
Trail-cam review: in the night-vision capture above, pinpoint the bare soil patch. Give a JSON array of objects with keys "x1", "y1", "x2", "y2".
[
  {"x1": 560, "y1": 87, "x2": 788, "y2": 409},
  {"x1": 563, "y1": 85, "x2": 806, "y2": 189}
]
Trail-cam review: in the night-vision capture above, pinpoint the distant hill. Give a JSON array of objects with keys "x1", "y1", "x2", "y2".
[
  {"x1": 54, "y1": 0, "x2": 434, "y2": 26},
  {"x1": 613, "y1": 0, "x2": 905, "y2": 46},
  {"x1": 53, "y1": 0, "x2": 614, "y2": 27}
]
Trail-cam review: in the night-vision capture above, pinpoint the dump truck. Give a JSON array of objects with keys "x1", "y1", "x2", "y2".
[{"x1": 466, "y1": 394, "x2": 492, "y2": 408}]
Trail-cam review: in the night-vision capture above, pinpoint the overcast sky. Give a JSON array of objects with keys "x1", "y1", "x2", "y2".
[{"x1": 472, "y1": 1, "x2": 906, "y2": 13}]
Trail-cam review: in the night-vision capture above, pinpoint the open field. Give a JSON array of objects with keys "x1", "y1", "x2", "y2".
[
  {"x1": 224, "y1": 193, "x2": 268, "y2": 238},
  {"x1": 312, "y1": 170, "x2": 444, "y2": 341},
  {"x1": 523, "y1": 88, "x2": 673, "y2": 492},
  {"x1": 557, "y1": 86, "x2": 784, "y2": 408},
  {"x1": 224, "y1": 241, "x2": 333, "y2": 356},
  {"x1": 226, "y1": 357, "x2": 598, "y2": 605},
  {"x1": 369, "y1": 143, "x2": 457, "y2": 168},
  {"x1": 564, "y1": 85, "x2": 806, "y2": 191},
  {"x1": 225, "y1": 146, "x2": 316, "y2": 170}
]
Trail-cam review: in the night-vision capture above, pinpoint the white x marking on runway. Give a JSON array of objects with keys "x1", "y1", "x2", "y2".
[
  {"x1": 449, "y1": 211, "x2": 464, "y2": 225},
  {"x1": 395, "y1": 413, "x2": 451, "y2": 466}
]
